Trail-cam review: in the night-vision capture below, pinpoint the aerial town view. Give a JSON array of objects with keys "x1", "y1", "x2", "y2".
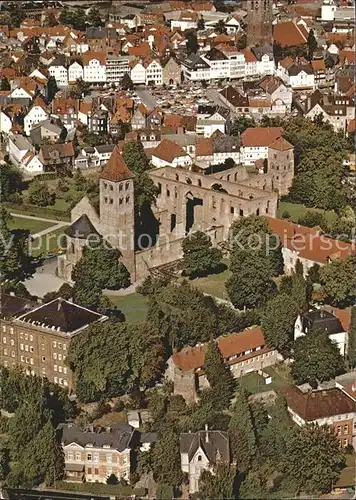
[{"x1": 0, "y1": 0, "x2": 355, "y2": 498}]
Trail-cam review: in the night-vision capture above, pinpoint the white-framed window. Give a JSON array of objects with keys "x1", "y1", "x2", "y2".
[
  {"x1": 54, "y1": 365, "x2": 57, "y2": 372},
  {"x1": 75, "y1": 452, "x2": 81, "y2": 461}
]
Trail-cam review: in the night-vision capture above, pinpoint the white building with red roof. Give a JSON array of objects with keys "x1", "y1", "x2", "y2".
[{"x1": 240, "y1": 126, "x2": 283, "y2": 165}]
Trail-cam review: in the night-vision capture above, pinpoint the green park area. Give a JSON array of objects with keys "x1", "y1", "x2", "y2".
[
  {"x1": 108, "y1": 293, "x2": 149, "y2": 324},
  {"x1": 277, "y1": 201, "x2": 337, "y2": 224},
  {"x1": 9, "y1": 216, "x2": 55, "y2": 234}
]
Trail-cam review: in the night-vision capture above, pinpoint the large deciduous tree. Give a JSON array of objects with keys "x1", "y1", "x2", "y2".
[
  {"x1": 284, "y1": 423, "x2": 345, "y2": 494},
  {"x1": 28, "y1": 180, "x2": 56, "y2": 207},
  {"x1": 291, "y1": 330, "x2": 344, "y2": 388},
  {"x1": 72, "y1": 244, "x2": 130, "y2": 310},
  {"x1": 320, "y1": 256, "x2": 356, "y2": 307},
  {"x1": 0, "y1": 208, "x2": 38, "y2": 284},
  {"x1": 181, "y1": 231, "x2": 223, "y2": 278},
  {"x1": 226, "y1": 250, "x2": 277, "y2": 309},
  {"x1": 262, "y1": 292, "x2": 299, "y2": 354},
  {"x1": 198, "y1": 463, "x2": 237, "y2": 499},
  {"x1": 0, "y1": 162, "x2": 23, "y2": 201}
]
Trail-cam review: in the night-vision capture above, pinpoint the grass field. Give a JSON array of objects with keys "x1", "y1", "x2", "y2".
[
  {"x1": 31, "y1": 226, "x2": 68, "y2": 257},
  {"x1": 185, "y1": 266, "x2": 231, "y2": 299},
  {"x1": 277, "y1": 201, "x2": 337, "y2": 224},
  {"x1": 9, "y1": 216, "x2": 55, "y2": 234},
  {"x1": 107, "y1": 293, "x2": 149, "y2": 323}
]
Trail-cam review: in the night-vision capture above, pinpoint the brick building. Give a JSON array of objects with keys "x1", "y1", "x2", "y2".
[
  {"x1": 285, "y1": 386, "x2": 356, "y2": 448},
  {"x1": 0, "y1": 295, "x2": 107, "y2": 391}
]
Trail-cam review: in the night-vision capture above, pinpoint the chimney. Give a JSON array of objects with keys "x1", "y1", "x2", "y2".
[
  {"x1": 57, "y1": 298, "x2": 63, "y2": 311},
  {"x1": 205, "y1": 424, "x2": 209, "y2": 443}
]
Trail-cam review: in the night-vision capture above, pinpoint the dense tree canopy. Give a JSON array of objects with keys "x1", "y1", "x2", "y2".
[
  {"x1": 28, "y1": 180, "x2": 56, "y2": 207},
  {"x1": 226, "y1": 250, "x2": 277, "y2": 309},
  {"x1": 262, "y1": 292, "x2": 299, "y2": 353},
  {"x1": 0, "y1": 208, "x2": 38, "y2": 284},
  {"x1": 197, "y1": 463, "x2": 237, "y2": 499},
  {"x1": 320, "y1": 255, "x2": 356, "y2": 306},
  {"x1": 67, "y1": 321, "x2": 165, "y2": 402},
  {"x1": 291, "y1": 330, "x2": 344, "y2": 388},
  {"x1": 152, "y1": 424, "x2": 183, "y2": 487},
  {"x1": 0, "y1": 163, "x2": 23, "y2": 202},
  {"x1": 0, "y1": 369, "x2": 73, "y2": 488},
  {"x1": 283, "y1": 423, "x2": 344, "y2": 494},
  {"x1": 141, "y1": 278, "x2": 258, "y2": 351},
  {"x1": 181, "y1": 231, "x2": 223, "y2": 278},
  {"x1": 72, "y1": 244, "x2": 130, "y2": 310}
]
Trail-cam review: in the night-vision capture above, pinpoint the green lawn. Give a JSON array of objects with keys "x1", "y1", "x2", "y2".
[
  {"x1": 31, "y1": 226, "x2": 68, "y2": 257},
  {"x1": 9, "y1": 216, "x2": 55, "y2": 234},
  {"x1": 182, "y1": 262, "x2": 231, "y2": 299},
  {"x1": 277, "y1": 202, "x2": 337, "y2": 224},
  {"x1": 239, "y1": 365, "x2": 292, "y2": 396},
  {"x1": 107, "y1": 293, "x2": 149, "y2": 323}
]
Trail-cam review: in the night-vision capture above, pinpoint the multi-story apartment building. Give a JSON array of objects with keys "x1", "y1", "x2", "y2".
[
  {"x1": 0, "y1": 294, "x2": 107, "y2": 391},
  {"x1": 286, "y1": 386, "x2": 356, "y2": 448},
  {"x1": 106, "y1": 55, "x2": 131, "y2": 84},
  {"x1": 61, "y1": 423, "x2": 136, "y2": 483}
]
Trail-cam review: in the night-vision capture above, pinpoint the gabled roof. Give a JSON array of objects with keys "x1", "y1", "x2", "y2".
[
  {"x1": 152, "y1": 139, "x2": 188, "y2": 163},
  {"x1": 241, "y1": 127, "x2": 283, "y2": 147},
  {"x1": 100, "y1": 146, "x2": 134, "y2": 182},
  {"x1": 172, "y1": 326, "x2": 266, "y2": 373},
  {"x1": 273, "y1": 21, "x2": 308, "y2": 48},
  {"x1": 180, "y1": 430, "x2": 229, "y2": 463}
]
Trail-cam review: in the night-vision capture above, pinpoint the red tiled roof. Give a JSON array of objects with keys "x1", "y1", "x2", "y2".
[
  {"x1": 100, "y1": 146, "x2": 134, "y2": 182},
  {"x1": 266, "y1": 217, "x2": 354, "y2": 264},
  {"x1": 242, "y1": 48, "x2": 257, "y2": 63},
  {"x1": 311, "y1": 59, "x2": 325, "y2": 72},
  {"x1": 196, "y1": 137, "x2": 213, "y2": 157},
  {"x1": 172, "y1": 326, "x2": 268, "y2": 373},
  {"x1": 241, "y1": 127, "x2": 283, "y2": 147},
  {"x1": 269, "y1": 136, "x2": 294, "y2": 151},
  {"x1": 347, "y1": 119, "x2": 355, "y2": 134},
  {"x1": 285, "y1": 386, "x2": 355, "y2": 421},
  {"x1": 152, "y1": 139, "x2": 188, "y2": 163},
  {"x1": 273, "y1": 21, "x2": 308, "y2": 48},
  {"x1": 82, "y1": 52, "x2": 106, "y2": 66}
]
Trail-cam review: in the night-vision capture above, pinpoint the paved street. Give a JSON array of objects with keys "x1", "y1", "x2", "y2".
[
  {"x1": 135, "y1": 87, "x2": 157, "y2": 109},
  {"x1": 24, "y1": 258, "x2": 65, "y2": 298}
]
